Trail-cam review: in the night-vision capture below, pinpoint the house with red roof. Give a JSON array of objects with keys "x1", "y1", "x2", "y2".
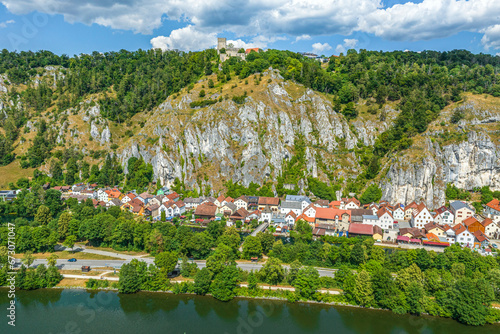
[
  {"x1": 214, "y1": 195, "x2": 226, "y2": 207},
  {"x1": 463, "y1": 216, "x2": 485, "y2": 234},
  {"x1": 376, "y1": 207, "x2": 394, "y2": 229},
  {"x1": 165, "y1": 192, "x2": 180, "y2": 202},
  {"x1": 295, "y1": 213, "x2": 315, "y2": 226},
  {"x1": 453, "y1": 224, "x2": 474, "y2": 247},
  {"x1": 473, "y1": 230, "x2": 489, "y2": 248},
  {"x1": 348, "y1": 223, "x2": 383, "y2": 240},
  {"x1": 345, "y1": 197, "x2": 360, "y2": 210},
  {"x1": 285, "y1": 211, "x2": 297, "y2": 226},
  {"x1": 122, "y1": 192, "x2": 136, "y2": 204},
  {"x1": 258, "y1": 197, "x2": 280, "y2": 213},
  {"x1": 482, "y1": 218, "x2": 500, "y2": 239},
  {"x1": 433, "y1": 206, "x2": 454, "y2": 225},
  {"x1": 303, "y1": 203, "x2": 317, "y2": 218},
  {"x1": 315, "y1": 207, "x2": 351, "y2": 231},
  {"x1": 404, "y1": 201, "x2": 418, "y2": 220},
  {"x1": 411, "y1": 203, "x2": 434, "y2": 229},
  {"x1": 485, "y1": 198, "x2": 500, "y2": 218}
]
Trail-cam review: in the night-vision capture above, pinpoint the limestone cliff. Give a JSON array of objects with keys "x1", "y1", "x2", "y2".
[{"x1": 2, "y1": 67, "x2": 500, "y2": 206}]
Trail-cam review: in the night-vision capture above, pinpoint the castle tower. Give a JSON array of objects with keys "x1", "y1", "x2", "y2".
[{"x1": 217, "y1": 37, "x2": 227, "y2": 51}]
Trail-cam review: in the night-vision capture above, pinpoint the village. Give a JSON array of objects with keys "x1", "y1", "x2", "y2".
[{"x1": 4, "y1": 181, "x2": 498, "y2": 256}]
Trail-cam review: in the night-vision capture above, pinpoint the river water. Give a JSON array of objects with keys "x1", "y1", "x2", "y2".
[{"x1": 1, "y1": 288, "x2": 499, "y2": 334}]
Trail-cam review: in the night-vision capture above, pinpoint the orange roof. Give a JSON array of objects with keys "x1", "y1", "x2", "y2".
[
  {"x1": 107, "y1": 189, "x2": 122, "y2": 199},
  {"x1": 473, "y1": 230, "x2": 488, "y2": 242},
  {"x1": 296, "y1": 214, "x2": 315, "y2": 223},
  {"x1": 286, "y1": 211, "x2": 297, "y2": 218},
  {"x1": 315, "y1": 208, "x2": 351, "y2": 221},
  {"x1": 166, "y1": 192, "x2": 180, "y2": 201},
  {"x1": 406, "y1": 201, "x2": 418, "y2": 209},
  {"x1": 346, "y1": 197, "x2": 360, "y2": 206},
  {"x1": 377, "y1": 207, "x2": 393, "y2": 218},
  {"x1": 426, "y1": 233, "x2": 440, "y2": 241},
  {"x1": 463, "y1": 216, "x2": 480, "y2": 227},
  {"x1": 452, "y1": 224, "x2": 467, "y2": 235},
  {"x1": 125, "y1": 192, "x2": 136, "y2": 200},
  {"x1": 216, "y1": 195, "x2": 226, "y2": 203},
  {"x1": 482, "y1": 218, "x2": 493, "y2": 227},
  {"x1": 258, "y1": 197, "x2": 280, "y2": 206},
  {"x1": 224, "y1": 196, "x2": 234, "y2": 203},
  {"x1": 329, "y1": 201, "x2": 342, "y2": 208},
  {"x1": 486, "y1": 199, "x2": 500, "y2": 212}
]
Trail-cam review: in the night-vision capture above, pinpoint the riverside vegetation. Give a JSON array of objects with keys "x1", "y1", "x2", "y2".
[{"x1": 1, "y1": 188, "x2": 500, "y2": 326}]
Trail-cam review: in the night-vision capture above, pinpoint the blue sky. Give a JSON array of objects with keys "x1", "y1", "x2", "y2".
[{"x1": 0, "y1": 1, "x2": 499, "y2": 56}]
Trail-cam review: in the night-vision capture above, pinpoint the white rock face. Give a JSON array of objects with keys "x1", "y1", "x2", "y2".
[
  {"x1": 90, "y1": 122, "x2": 100, "y2": 141},
  {"x1": 381, "y1": 131, "x2": 500, "y2": 207},
  {"x1": 100, "y1": 126, "x2": 111, "y2": 144}
]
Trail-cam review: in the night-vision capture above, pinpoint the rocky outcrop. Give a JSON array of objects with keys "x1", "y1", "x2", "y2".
[
  {"x1": 115, "y1": 71, "x2": 380, "y2": 191},
  {"x1": 381, "y1": 131, "x2": 500, "y2": 207}
]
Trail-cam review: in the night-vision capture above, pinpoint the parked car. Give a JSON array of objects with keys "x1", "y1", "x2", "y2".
[
  {"x1": 68, "y1": 258, "x2": 77, "y2": 262},
  {"x1": 492, "y1": 244, "x2": 498, "y2": 249}
]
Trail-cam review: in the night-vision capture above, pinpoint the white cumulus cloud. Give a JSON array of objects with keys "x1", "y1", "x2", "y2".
[
  {"x1": 481, "y1": 25, "x2": 500, "y2": 50},
  {"x1": 312, "y1": 42, "x2": 331, "y2": 54},
  {"x1": 150, "y1": 26, "x2": 216, "y2": 51},
  {"x1": 294, "y1": 34, "x2": 311, "y2": 43},
  {"x1": 335, "y1": 38, "x2": 358, "y2": 54}
]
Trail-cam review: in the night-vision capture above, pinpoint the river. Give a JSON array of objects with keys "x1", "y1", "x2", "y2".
[{"x1": 1, "y1": 288, "x2": 499, "y2": 334}]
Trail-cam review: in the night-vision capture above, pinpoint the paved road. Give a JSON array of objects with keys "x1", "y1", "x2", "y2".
[
  {"x1": 19, "y1": 258, "x2": 337, "y2": 277},
  {"x1": 20, "y1": 243, "x2": 339, "y2": 277}
]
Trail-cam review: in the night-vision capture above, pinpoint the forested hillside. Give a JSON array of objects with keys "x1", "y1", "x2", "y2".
[{"x1": 1, "y1": 48, "x2": 500, "y2": 204}]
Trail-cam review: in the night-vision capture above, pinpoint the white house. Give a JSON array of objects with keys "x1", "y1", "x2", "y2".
[
  {"x1": 377, "y1": 208, "x2": 394, "y2": 229},
  {"x1": 285, "y1": 212, "x2": 297, "y2": 227},
  {"x1": 344, "y1": 197, "x2": 360, "y2": 210},
  {"x1": 392, "y1": 206, "x2": 405, "y2": 221},
  {"x1": 483, "y1": 218, "x2": 500, "y2": 239},
  {"x1": 485, "y1": 199, "x2": 500, "y2": 223},
  {"x1": 260, "y1": 206, "x2": 272, "y2": 222},
  {"x1": 450, "y1": 201, "x2": 474, "y2": 225},
  {"x1": 234, "y1": 196, "x2": 249, "y2": 210},
  {"x1": 454, "y1": 224, "x2": 475, "y2": 247},
  {"x1": 172, "y1": 201, "x2": 186, "y2": 216},
  {"x1": 122, "y1": 193, "x2": 136, "y2": 204},
  {"x1": 280, "y1": 201, "x2": 303, "y2": 216},
  {"x1": 214, "y1": 195, "x2": 225, "y2": 207},
  {"x1": 411, "y1": 203, "x2": 434, "y2": 229},
  {"x1": 442, "y1": 225, "x2": 456, "y2": 244},
  {"x1": 246, "y1": 210, "x2": 260, "y2": 222},
  {"x1": 97, "y1": 189, "x2": 109, "y2": 203},
  {"x1": 303, "y1": 204, "x2": 317, "y2": 218},
  {"x1": 433, "y1": 206, "x2": 455, "y2": 226},
  {"x1": 184, "y1": 197, "x2": 202, "y2": 210}
]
